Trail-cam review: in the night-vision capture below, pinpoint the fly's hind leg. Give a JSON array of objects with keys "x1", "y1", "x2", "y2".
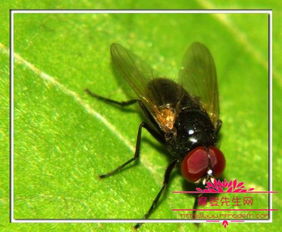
[
  {"x1": 85, "y1": 88, "x2": 138, "y2": 106},
  {"x1": 85, "y1": 89, "x2": 163, "y2": 178},
  {"x1": 99, "y1": 122, "x2": 149, "y2": 178},
  {"x1": 215, "y1": 119, "x2": 222, "y2": 135}
]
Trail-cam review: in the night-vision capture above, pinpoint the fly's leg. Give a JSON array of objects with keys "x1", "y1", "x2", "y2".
[
  {"x1": 85, "y1": 88, "x2": 138, "y2": 106},
  {"x1": 134, "y1": 160, "x2": 178, "y2": 229},
  {"x1": 86, "y1": 88, "x2": 165, "y2": 143},
  {"x1": 99, "y1": 122, "x2": 148, "y2": 178},
  {"x1": 86, "y1": 89, "x2": 164, "y2": 177},
  {"x1": 192, "y1": 193, "x2": 202, "y2": 220},
  {"x1": 215, "y1": 119, "x2": 222, "y2": 135}
]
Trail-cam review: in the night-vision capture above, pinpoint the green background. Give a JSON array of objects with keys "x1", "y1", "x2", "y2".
[{"x1": 0, "y1": 1, "x2": 281, "y2": 232}]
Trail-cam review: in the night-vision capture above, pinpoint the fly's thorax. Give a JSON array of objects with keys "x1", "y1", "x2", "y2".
[{"x1": 167, "y1": 108, "x2": 217, "y2": 158}]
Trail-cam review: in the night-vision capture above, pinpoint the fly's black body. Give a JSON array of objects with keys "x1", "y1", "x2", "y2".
[
  {"x1": 85, "y1": 42, "x2": 225, "y2": 229},
  {"x1": 144, "y1": 78, "x2": 218, "y2": 159}
]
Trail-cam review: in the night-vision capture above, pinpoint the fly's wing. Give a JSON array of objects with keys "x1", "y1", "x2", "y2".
[
  {"x1": 111, "y1": 43, "x2": 182, "y2": 132},
  {"x1": 111, "y1": 43, "x2": 155, "y2": 102},
  {"x1": 179, "y1": 42, "x2": 220, "y2": 127}
]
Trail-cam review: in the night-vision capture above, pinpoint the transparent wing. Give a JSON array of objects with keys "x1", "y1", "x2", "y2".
[
  {"x1": 111, "y1": 43, "x2": 155, "y2": 102},
  {"x1": 111, "y1": 43, "x2": 183, "y2": 132},
  {"x1": 179, "y1": 42, "x2": 220, "y2": 127}
]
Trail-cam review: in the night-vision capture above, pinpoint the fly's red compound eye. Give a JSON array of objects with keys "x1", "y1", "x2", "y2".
[{"x1": 181, "y1": 146, "x2": 225, "y2": 183}]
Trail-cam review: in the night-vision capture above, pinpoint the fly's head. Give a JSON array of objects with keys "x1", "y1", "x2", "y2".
[{"x1": 180, "y1": 146, "x2": 225, "y2": 184}]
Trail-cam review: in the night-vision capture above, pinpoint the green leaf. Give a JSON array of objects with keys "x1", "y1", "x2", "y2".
[{"x1": 1, "y1": 3, "x2": 281, "y2": 232}]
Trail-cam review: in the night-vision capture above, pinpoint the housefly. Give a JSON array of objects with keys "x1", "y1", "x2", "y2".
[{"x1": 85, "y1": 42, "x2": 225, "y2": 229}]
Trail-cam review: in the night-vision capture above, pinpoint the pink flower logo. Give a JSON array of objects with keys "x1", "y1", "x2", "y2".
[
  {"x1": 222, "y1": 220, "x2": 229, "y2": 228},
  {"x1": 196, "y1": 179, "x2": 255, "y2": 193}
]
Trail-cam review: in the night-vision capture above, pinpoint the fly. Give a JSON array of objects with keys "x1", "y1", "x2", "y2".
[{"x1": 85, "y1": 42, "x2": 225, "y2": 229}]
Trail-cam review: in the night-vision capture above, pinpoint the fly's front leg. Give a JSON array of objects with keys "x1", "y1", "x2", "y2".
[
  {"x1": 134, "y1": 160, "x2": 178, "y2": 229},
  {"x1": 99, "y1": 122, "x2": 149, "y2": 178},
  {"x1": 85, "y1": 88, "x2": 138, "y2": 106},
  {"x1": 215, "y1": 119, "x2": 222, "y2": 135},
  {"x1": 192, "y1": 193, "x2": 203, "y2": 220}
]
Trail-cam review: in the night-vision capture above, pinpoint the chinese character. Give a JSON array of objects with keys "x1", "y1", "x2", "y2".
[
  {"x1": 198, "y1": 196, "x2": 208, "y2": 206},
  {"x1": 231, "y1": 196, "x2": 241, "y2": 206},
  {"x1": 220, "y1": 197, "x2": 230, "y2": 206},
  {"x1": 209, "y1": 197, "x2": 219, "y2": 206},
  {"x1": 243, "y1": 197, "x2": 253, "y2": 205}
]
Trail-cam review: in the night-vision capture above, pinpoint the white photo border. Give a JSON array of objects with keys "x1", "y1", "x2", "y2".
[{"x1": 10, "y1": 9, "x2": 273, "y2": 224}]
